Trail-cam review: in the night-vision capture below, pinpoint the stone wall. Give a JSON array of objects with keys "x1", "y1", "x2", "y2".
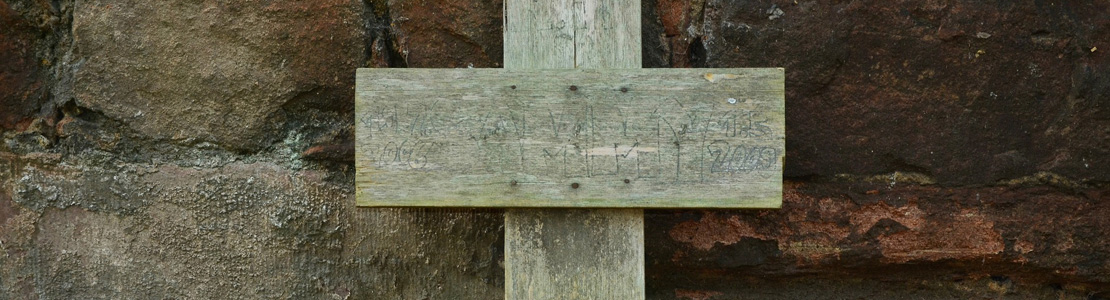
[{"x1": 1, "y1": 0, "x2": 1107, "y2": 299}]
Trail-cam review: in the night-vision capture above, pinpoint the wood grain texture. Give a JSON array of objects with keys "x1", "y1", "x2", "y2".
[
  {"x1": 505, "y1": 209, "x2": 643, "y2": 299},
  {"x1": 505, "y1": 0, "x2": 644, "y2": 299},
  {"x1": 573, "y1": 0, "x2": 641, "y2": 68},
  {"x1": 355, "y1": 68, "x2": 785, "y2": 208},
  {"x1": 503, "y1": 0, "x2": 574, "y2": 69}
]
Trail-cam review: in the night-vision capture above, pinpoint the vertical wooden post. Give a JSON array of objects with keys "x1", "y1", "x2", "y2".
[{"x1": 503, "y1": 0, "x2": 644, "y2": 299}]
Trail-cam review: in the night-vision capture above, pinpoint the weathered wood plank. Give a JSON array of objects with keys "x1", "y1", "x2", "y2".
[
  {"x1": 573, "y1": 0, "x2": 642, "y2": 68},
  {"x1": 504, "y1": 0, "x2": 645, "y2": 299},
  {"x1": 355, "y1": 68, "x2": 785, "y2": 208},
  {"x1": 357, "y1": 68, "x2": 783, "y2": 92},
  {"x1": 505, "y1": 209, "x2": 643, "y2": 299},
  {"x1": 504, "y1": 0, "x2": 575, "y2": 69}
]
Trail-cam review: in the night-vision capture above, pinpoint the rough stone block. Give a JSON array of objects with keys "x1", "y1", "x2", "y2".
[
  {"x1": 650, "y1": 0, "x2": 1110, "y2": 184},
  {"x1": 384, "y1": 0, "x2": 503, "y2": 68},
  {"x1": 0, "y1": 1, "x2": 42, "y2": 130},
  {"x1": 72, "y1": 0, "x2": 366, "y2": 151},
  {"x1": 647, "y1": 182, "x2": 1110, "y2": 296}
]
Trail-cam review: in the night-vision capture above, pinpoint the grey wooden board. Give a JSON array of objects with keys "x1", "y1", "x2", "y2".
[
  {"x1": 503, "y1": 0, "x2": 641, "y2": 69},
  {"x1": 504, "y1": 208, "x2": 643, "y2": 299},
  {"x1": 503, "y1": 0, "x2": 574, "y2": 69},
  {"x1": 355, "y1": 68, "x2": 785, "y2": 208}
]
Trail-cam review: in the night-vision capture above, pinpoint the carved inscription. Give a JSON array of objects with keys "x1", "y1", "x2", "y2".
[
  {"x1": 358, "y1": 97, "x2": 780, "y2": 182},
  {"x1": 355, "y1": 68, "x2": 785, "y2": 207}
]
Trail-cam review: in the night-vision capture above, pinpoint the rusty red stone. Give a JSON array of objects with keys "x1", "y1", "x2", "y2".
[
  {"x1": 654, "y1": 182, "x2": 1110, "y2": 284},
  {"x1": 301, "y1": 141, "x2": 354, "y2": 162},
  {"x1": 387, "y1": 0, "x2": 503, "y2": 68}
]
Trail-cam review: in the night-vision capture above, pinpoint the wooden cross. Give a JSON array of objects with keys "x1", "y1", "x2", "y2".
[{"x1": 355, "y1": 0, "x2": 784, "y2": 298}]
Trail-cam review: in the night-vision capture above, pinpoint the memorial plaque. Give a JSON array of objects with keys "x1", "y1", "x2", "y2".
[{"x1": 356, "y1": 68, "x2": 784, "y2": 208}]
